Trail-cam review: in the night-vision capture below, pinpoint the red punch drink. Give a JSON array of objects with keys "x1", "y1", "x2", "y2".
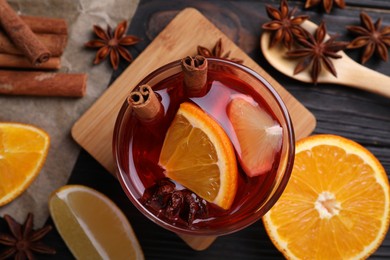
[{"x1": 113, "y1": 58, "x2": 294, "y2": 236}]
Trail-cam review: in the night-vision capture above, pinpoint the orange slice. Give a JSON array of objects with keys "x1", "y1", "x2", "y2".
[
  {"x1": 159, "y1": 102, "x2": 238, "y2": 210},
  {"x1": 227, "y1": 97, "x2": 282, "y2": 177},
  {"x1": 263, "y1": 134, "x2": 390, "y2": 259},
  {"x1": 49, "y1": 185, "x2": 144, "y2": 259},
  {"x1": 0, "y1": 122, "x2": 50, "y2": 206}
]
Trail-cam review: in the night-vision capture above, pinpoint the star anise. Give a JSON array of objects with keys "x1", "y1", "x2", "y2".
[
  {"x1": 304, "y1": 0, "x2": 346, "y2": 13},
  {"x1": 346, "y1": 12, "x2": 390, "y2": 64},
  {"x1": 286, "y1": 21, "x2": 348, "y2": 84},
  {"x1": 197, "y1": 38, "x2": 243, "y2": 64},
  {"x1": 262, "y1": 0, "x2": 309, "y2": 49},
  {"x1": 85, "y1": 20, "x2": 141, "y2": 70},
  {"x1": 0, "y1": 213, "x2": 55, "y2": 259}
]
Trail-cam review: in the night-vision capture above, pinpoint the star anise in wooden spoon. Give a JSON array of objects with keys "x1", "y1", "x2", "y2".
[
  {"x1": 197, "y1": 38, "x2": 243, "y2": 64},
  {"x1": 85, "y1": 20, "x2": 141, "y2": 70},
  {"x1": 262, "y1": 0, "x2": 309, "y2": 49},
  {"x1": 286, "y1": 21, "x2": 348, "y2": 84},
  {"x1": 0, "y1": 213, "x2": 56, "y2": 259},
  {"x1": 347, "y1": 12, "x2": 390, "y2": 64},
  {"x1": 304, "y1": 0, "x2": 346, "y2": 13}
]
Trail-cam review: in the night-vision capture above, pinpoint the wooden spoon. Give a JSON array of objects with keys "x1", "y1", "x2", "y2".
[{"x1": 260, "y1": 20, "x2": 390, "y2": 98}]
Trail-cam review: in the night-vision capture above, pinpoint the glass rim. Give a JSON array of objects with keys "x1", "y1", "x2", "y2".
[{"x1": 113, "y1": 58, "x2": 295, "y2": 236}]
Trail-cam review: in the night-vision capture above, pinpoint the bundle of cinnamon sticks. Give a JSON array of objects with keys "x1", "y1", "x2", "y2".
[{"x1": 0, "y1": 0, "x2": 86, "y2": 97}]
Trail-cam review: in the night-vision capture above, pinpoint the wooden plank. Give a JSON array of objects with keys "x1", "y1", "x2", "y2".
[
  {"x1": 71, "y1": 7, "x2": 316, "y2": 250},
  {"x1": 345, "y1": 0, "x2": 390, "y2": 9}
]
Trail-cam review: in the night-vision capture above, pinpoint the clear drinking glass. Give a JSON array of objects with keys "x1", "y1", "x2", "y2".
[{"x1": 113, "y1": 58, "x2": 295, "y2": 236}]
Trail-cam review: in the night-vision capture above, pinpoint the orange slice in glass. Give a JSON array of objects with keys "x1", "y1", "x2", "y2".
[
  {"x1": 159, "y1": 102, "x2": 238, "y2": 210},
  {"x1": 263, "y1": 134, "x2": 390, "y2": 259},
  {"x1": 0, "y1": 122, "x2": 50, "y2": 206}
]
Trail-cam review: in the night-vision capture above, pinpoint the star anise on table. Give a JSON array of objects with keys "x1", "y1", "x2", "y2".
[
  {"x1": 197, "y1": 38, "x2": 243, "y2": 64},
  {"x1": 0, "y1": 213, "x2": 55, "y2": 259},
  {"x1": 304, "y1": 0, "x2": 346, "y2": 14},
  {"x1": 286, "y1": 21, "x2": 348, "y2": 84},
  {"x1": 85, "y1": 20, "x2": 141, "y2": 70},
  {"x1": 346, "y1": 12, "x2": 390, "y2": 64},
  {"x1": 262, "y1": 0, "x2": 309, "y2": 49}
]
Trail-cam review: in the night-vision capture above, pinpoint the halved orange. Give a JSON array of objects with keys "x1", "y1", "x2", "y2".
[
  {"x1": 263, "y1": 134, "x2": 390, "y2": 259},
  {"x1": 0, "y1": 122, "x2": 50, "y2": 206},
  {"x1": 159, "y1": 102, "x2": 238, "y2": 210}
]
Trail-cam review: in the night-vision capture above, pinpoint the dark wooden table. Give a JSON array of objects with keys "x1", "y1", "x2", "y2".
[{"x1": 1, "y1": 0, "x2": 390, "y2": 259}]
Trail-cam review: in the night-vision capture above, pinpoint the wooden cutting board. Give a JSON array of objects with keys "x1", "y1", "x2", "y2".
[{"x1": 72, "y1": 8, "x2": 316, "y2": 250}]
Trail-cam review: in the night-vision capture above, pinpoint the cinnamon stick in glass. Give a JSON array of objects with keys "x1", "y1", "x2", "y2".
[
  {"x1": 0, "y1": 32, "x2": 67, "y2": 57},
  {"x1": 127, "y1": 84, "x2": 163, "y2": 124},
  {"x1": 0, "y1": 71, "x2": 87, "y2": 97},
  {"x1": 20, "y1": 15, "x2": 67, "y2": 35},
  {"x1": 0, "y1": 0, "x2": 51, "y2": 64},
  {"x1": 181, "y1": 55, "x2": 208, "y2": 97},
  {"x1": 0, "y1": 54, "x2": 60, "y2": 70}
]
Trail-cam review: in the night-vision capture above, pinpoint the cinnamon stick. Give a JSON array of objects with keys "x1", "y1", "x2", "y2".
[
  {"x1": 0, "y1": 53, "x2": 60, "y2": 70},
  {"x1": 181, "y1": 55, "x2": 208, "y2": 97},
  {"x1": 127, "y1": 84, "x2": 163, "y2": 123},
  {"x1": 0, "y1": 71, "x2": 87, "y2": 97},
  {"x1": 0, "y1": 32, "x2": 67, "y2": 57},
  {"x1": 0, "y1": 0, "x2": 50, "y2": 64},
  {"x1": 21, "y1": 15, "x2": 67, "y2": 35}
]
